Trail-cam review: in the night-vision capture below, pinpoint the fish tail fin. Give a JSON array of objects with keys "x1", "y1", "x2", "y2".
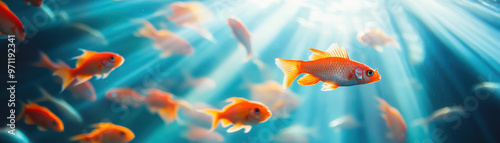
[
  {"x1": 275, "y1": 58, "x2": 303, "y2": 89},
  {"x1": 376, "y1": 97, "x2": 390, "y2": 112},
  {"x1": 158, "y1": 107, "x2": 178, "y2": 123},
  {"x1": 33, "y1": 51, "x2": 55, "y2": 70},
  {"x1": 53, "y1": 68, "x2": 75, "y2": 91},
  {"x1": 135, "y1": 19, "x2": 158, "y2": 38},
  {"x1": 16, "y1": 101, "x2": 27, "y2": 121},
  {"x1": 70, "y1": 134, "x2": 89, "y2": 142},
  {"x1": 200, "y1": 109, "x2": 221, "y2": 131}
]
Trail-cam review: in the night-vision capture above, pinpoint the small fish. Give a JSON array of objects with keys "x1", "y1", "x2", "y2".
[
  {"x1": 167, "y1": 1, "x2": 215, "y2": 42},
  {"x1": 182, "y1": 125, "x2": 224, "y2": 143},
  {"x1": 24, "y1": 0, "x2": 44, "y2": 7},
  {"x1": 105, "y1": 88, "x2": 145, "y2": 108},
  {"x1": 181, "y1": 70, "x2": 216, "y2": 91},
  {"x1": 412, "y1": 106, "x2": 467, "y2": 131},
  {"x1": 35, "y1": 87, "x2": 83, "y2": 123},
  {"x1": 328, "y1": 114, "x2": 361, "y2": 133},
  {"x1": 16, "y1": 102, "x2": 64, "y2": 132},
  {"x1": 136, "y1": 20, "x2": 194, "y2": 58},
  {"x1": 227, "y1": 17, "x2": 253, "y2": 61},
  {"x1": 249, "y1": 80, "x2": 299, "y2": 119},
  {"x1": 273, "y1": 125, "x2": 317, "y2": 143},
  {"x1": 144, "y1": 89, "x2": 191, "y2": 123},
  {"x1": 33, "y1": 52, "x2": 96, "y2": 101},
  {"x1": 275, "y1": 43, "x2": 381, "y2": 91},
  {"x1": 71, "y1": 122, "x2": 135, "y2": 143},
  {"x1": 201, "y1": 97, "x2": 272, "y2": 133},
  {"x1": 473, "y1": 82, "x2": 500, "y2": 94},
  {"x1": 53, "y1": 49, "x2": 124, "y2": 91},
  {"x1": 357, "y1": 29, "x2": 400, "y2": 52},
  {"x1": 0, "y1": 1, "x2": 26, "y2": 41},
  {"x1": 377, "y1": 97, "x2": 407, "y2": 142}
]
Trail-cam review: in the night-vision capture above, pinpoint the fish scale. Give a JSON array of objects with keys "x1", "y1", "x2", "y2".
[{"x1": 302, "y1": 58, "x2": 360, "y2": 86}]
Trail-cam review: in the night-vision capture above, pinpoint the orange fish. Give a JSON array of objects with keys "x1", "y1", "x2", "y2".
[
  {"x1": 377, "y1": 97, "x2": 407, "y2": 142},
  {"x1": 16, "y1": 102, "x2": 64, "y2": 132},
  {"x1": 24, "y1": 0, "x2": 43, "y2": 7},
  {"x1": 144, "y1": 89, "x2": 191, "y2": 123},
  {"x1": 227, "y1": 17, "x2": 253, "y2": 61},
  {"x1": 136, "y1": 20, "x2": 194, "y2": 58},
  {"x1": 33, "y1": 52, "x2": 97, "y2": 101},
  {"x1": 201, "y1": 97, "x2": 272, "y2": 133},
  {"x1": 0, "y1": 1, "x2": 26, "y2": 41},
  {"x1": 357, "y1": 29, "x2": 400, "y2": 52},
  {"x1": 275, "y1": 43, "x2": 381, "y2": 91},
  {"x1": 167, "y1": 1, "x2": 215, "y2": 42},
  {"x1": 54, "y1": 49, "x2": 124, "y2": 91},
  {"x1": 71, "y1": 122, "x2": 135, "y2": 143},
  {"x1": 105, "y1": 88, "x2": 145, "y2": 108}
]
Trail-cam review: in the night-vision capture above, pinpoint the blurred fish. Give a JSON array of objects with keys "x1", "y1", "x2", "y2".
[
  {"x1": 328, "y1": 114, "x2": 361, "y2": 133},
  {"x1": 357, "y1": 29, "x2": 400, "y2": 52},
  {"x1": 35, "y1": 87, "x2": 83, "y2": 123},
  {"x1": 136, "y1": 20, "x2": 194, "y2": 58},
  {"x1": 24, "y1": 0, "x2": 43, "y2": 7},
  {"x1": 144, "y1": 89, "x2": 192, "y2": 123},
  {"x1": 0, "y1": 1, "x2": 25, "y2": 41},
  {"x1": 0, "y1": 128, "x2": 29, "y2": 143},
  {"x1": 40, "y1": 4, "x2": 55, "y2": 21},
  {"x1": 474, "y1": 82, "x2": 500, "y2": 95},
  {"x1": 181, "y1": 70, "x2": 216, "y2": 91},
  {"x1": 71, "y1": 23, "x2": 108, "y2": 45},
  {"x1": 412, "y1": 106, "x2": 467, "y2": 131},
  {"x1": 167, "y1": 1, "x2": 215, "y2": 42},
  {"x1": 201, "y1": 97, "x2": 272, "y2": 133},
  {"x1": 273, "y1": 125, "x2": 317, "y2": 143},
  {"x1": 105, "y1": 88, "x2": 145, "y2": 108},
  {"x1": 33, "y1": 52, "x2": 97, "y2": 101},
  {"x1": 377, "y1": 97, "x2": 407, "y2": 142},
  {"x1": 275, "y1": 43, "x2": 381, "y2": 91},
  {"x1": 179, "y1": 103, "x2": 215, "y2": 127},
  {"x1": 249, "y1": 80, "x2": 299, "y2": 118},
  {"x1": 16, "y1": 101, "x2": 64, "y2": 132},
  {"x1": 71, "y1": 122, "x2": 135, "y2": 143},
  {"x1": 54, "y1": 49, "x2": 125, "y2": 91},
  {"x1": 227, "y1": 17, "x2": 253, "y2": 61},
  {"x1": 181, "y1": 125, "x2": 224, "y2": 143}
]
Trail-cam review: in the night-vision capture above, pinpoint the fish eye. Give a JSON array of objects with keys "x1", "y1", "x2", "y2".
[
  {"x1": 52, "y1": 121, "x2": 57, "y2": 126},
  {"x1": 366, "y1": 70, "x2": 374, "y2": 77},
  {"x1": 109, "y1": 56, "x2": 115, "y2": 62},
  {"x1": 254, "y1": 108, "x2": 260, "y2": 114},
  {"x1": 120, "y1": 131, "x2": 125, "y2": 136}
]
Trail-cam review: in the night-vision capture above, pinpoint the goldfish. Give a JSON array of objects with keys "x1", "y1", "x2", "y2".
[
  {"x1": 35, "y1": 87, "x2": 83, "y2": 123},
  {"x1": 16, "y1": 102, "x2": 64, "y2": 132},
  {"x1": 53, "y1": 49, "x2": 124, "y2": 91},
  {"x1": 144, "y1": 89, "x2": 191, "y2": 123},
  {"x1": 0, "y1": 1, "x2": 26, "y2": 41},
  {"x1": 357, "y1": 29, "x2": 400, "y2": 52},
  {"x1": 33, "y1": 52, "x2": 96, "y2": 101},
  {"x1": 24, "y1": 0, "x2": 43, "y2": 7},
  {"x1": 71, "y1": 122, "x2": 135, "y2": 143},
  {"x1": 412, "y1": 106, "x2": 467, "y2": 131},
  {"x1": 249, "y1": 80, "x2": 299, "y2": 118},
  {"x1": 377, "y1": 97, "x2": 407, "y2": 142},
  {"x1": 105, "y1": 88, "x2": 145, "y2": 108},
  {"x1": 136, "y1": 20, "x2": 194, "y2": 58},
  {"x1": 167, "y1": 1, "x2": 215, "y2": 42},
  {"x1": 181, "y1": 125, "x2": 224, "y2": 143},
  {"x1": 227, "y1": 17, "x2": 253, "y2": 61},
  {"x1": 201, "y1": 97, "x2": 272, "y2": 133},
  {"x1": 328, "y1": 114, "x2": 361, "y2": 133},
  {"x1": 275, "y1": 43, "x2": 381, "y2": 91}
]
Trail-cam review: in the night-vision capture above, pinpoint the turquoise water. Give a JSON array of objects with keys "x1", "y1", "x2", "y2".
[{"x1": 1, "y1": 0, "x2": 500, "y2": 143}]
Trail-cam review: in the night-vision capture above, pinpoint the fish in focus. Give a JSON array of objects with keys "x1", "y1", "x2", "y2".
[
  {"x1": 16, "y1": 102, "x2": 64, "y2": 132},
  {"x1": 24, "y1": 0, "x2": 44, "y2": 7},
  {"x1": 136, "y1": 20, "x2": 194, "y2": 58},
  {"x1": 328, "y1": 114, "x2": 361, "y2": 133},
  {"x1": 167, "y1": 1, "x2": 215, "y2": 42},
  {"x1": 201, "y1": 97, "x2": 272, "y2": 133},
  {"x1": 0, "y1": 1, "x2": 26, "y2": 41},
  {"x1": 412, "y1": 106, "x2": 467, "y2": 131},
  {"x1": 227, "y1": 17, "x2": 253, "y2": 61},
  {"x1": 249, "y1": 80, "x2": 299, "y2": 118},
  {"x1": 357, "y1": 29, "x2": 400, "y2": 52},
  {"x1": 144, "y1": 89, "x2": 191, "y2": 123},
  {"x1": 377, "y1": 97, "x2": 407, "y2": 142},
  {"x1": 275, "y1": 43, "x2": 381, "y2": 91},
  {"x1": 33, "y1": 52, "x2": 96, "y2": 101},
  {"x1": 53, "y1": 49, "x2": 124, "y2": 91},
  {"x1": 182, "y1": 125, "x2": 224, "y2": 143},
  {"x1": 71, "y1": 122, "x2": 135, "y2": 143},
  {"x1": 35, "y1": 87, "x2": 83, "y2": 123},
  {"x1": 105, "y1": 88, "x2": 145, "y2": 108}
]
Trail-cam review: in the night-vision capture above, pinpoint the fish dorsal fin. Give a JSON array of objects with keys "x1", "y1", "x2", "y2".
[
  {"x1": 225, "y1": 97, "x2": 248, "y2": 105},
  {"x1": 73, "y1": 49, "x2": 98, "y2": 67},
  {"x1": 92, "y1": 122, "x2": 114, "y2": 129},
  {"x1": 308, "y1": 43, "x2": 349, "y2": 60},
  {"x1": 149, "y1": 89, "x2": 173, "y2": 99}
]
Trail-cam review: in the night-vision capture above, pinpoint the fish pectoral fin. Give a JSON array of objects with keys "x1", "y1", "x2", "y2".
[
  {"x1": 24, "y1": 116, "x2": 35, "y2": 124},
  {"x1": 102, "y1": 72, "x2": 111, "y2": 79},
  {"x1": 95, "y1": 74, "x2": 102, "y2": 79},
  {"x1": 242, "y1": 125, "x2": 252, "y2": 133},
  {"x1": 297, "y1": 74, "x2": 320, "y2": 85},
  {"x1": 227, "y1": 124, "x2": 247, "y2": 133},
  {"x1": 221, "y1": 119, "x2": 232, "y2": 128},
  {"x1": 75, "y1": 75, "x2": 93, "y2": 86},
  {"x1": 308, "y1": 43, "x2": 349, "y2": 60},
  {"x1": 158, "y1": 108, "x2": 177, "y2": 123},
  {"x1": 225, "y1": 97, "x2": 249, "y2": 105},
  {"x1": 38, "y1": 126, "x2": 47, "y2": 131},
  {"x1": 321, "y1": 82, "x2": 339, "y2": 91}
]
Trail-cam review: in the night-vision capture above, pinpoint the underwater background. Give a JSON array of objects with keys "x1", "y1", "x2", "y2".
[{"x1": 1, "y1": 0, "x2": 500, "y2": 143}]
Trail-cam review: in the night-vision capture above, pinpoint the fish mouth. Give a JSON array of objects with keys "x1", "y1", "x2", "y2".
[{"x1": 102, "y1": 60, "x2": 115, "y2": 68}]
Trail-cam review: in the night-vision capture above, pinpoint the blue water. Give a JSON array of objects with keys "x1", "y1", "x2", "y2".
[{"x1": 1, "y1": 0, "x2": 500, "y2": 143}]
